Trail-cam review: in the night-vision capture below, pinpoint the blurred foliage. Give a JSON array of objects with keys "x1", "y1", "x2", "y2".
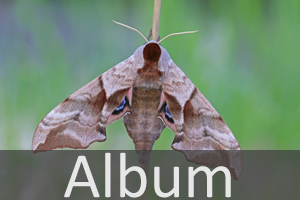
[{"x1": 0, "y1": 0, "x2": 299, "y2": 150}]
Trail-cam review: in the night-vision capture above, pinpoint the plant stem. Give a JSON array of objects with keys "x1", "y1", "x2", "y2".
[{"x1": 152, "y1": 0, "x2": 161, "y2": 41}]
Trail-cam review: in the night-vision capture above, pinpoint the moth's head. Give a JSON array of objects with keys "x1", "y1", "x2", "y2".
[{"x1": 143, "y1": 40, "x2": 161, "y2": 62}]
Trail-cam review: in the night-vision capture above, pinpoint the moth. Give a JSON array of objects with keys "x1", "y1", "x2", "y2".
[{"x1": 32, "y1": 22, "x2": 242, "y2": 179}]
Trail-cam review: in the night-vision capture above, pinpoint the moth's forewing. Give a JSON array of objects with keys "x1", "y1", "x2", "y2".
[
  {"x1": 160, "y1": 53, "x2": 242, "y2": 179},
  {"x1": 32, "y1": 56, "x2": 137, "y2": 151}
]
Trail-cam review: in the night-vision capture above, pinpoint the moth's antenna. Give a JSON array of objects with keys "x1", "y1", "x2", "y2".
[
  {"x1": 158, "y1": 30, "x2": 199, "y2": 44},
  {"x1": 112, "y1": 20, "x2": 148, "y2": 43}
]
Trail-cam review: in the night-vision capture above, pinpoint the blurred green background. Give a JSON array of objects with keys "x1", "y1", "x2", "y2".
[{"x1": 0, "y1": 0, "x2": 299, "y2": 150}]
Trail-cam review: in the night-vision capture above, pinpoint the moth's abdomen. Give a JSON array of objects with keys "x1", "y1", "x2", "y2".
[{"x1": 123, "y1": 83, "x2": 165, "y2": 155}]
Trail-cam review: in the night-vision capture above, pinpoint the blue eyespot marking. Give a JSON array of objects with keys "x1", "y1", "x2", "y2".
[
  {"x1": 164, "y1": 104, "x2": 174, "y2": 123},
  {"x1": 112, "y1": 98, "x2": 127, "y2": 115}
]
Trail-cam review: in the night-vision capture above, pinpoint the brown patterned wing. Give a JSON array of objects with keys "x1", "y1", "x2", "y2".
[
  {"x1": 32, "y1": 56, "x2": 137, "y2": 151},
  {"x1": 162, "y1": 60, "x2": 242, "y2": 180}
]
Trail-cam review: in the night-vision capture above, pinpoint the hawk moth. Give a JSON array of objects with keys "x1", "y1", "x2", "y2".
[{"x1": 32, "y1": 31, "x2": 242, "y2": 179}]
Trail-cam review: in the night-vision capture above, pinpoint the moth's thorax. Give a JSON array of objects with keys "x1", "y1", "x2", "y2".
[{"x1": 136, "y1": 42, "x2": 164, "y2": 88}]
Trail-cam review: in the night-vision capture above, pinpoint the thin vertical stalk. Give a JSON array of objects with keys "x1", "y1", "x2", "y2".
[{"x1": 152, "y1": 0, "x2": 161, "y2": 41}]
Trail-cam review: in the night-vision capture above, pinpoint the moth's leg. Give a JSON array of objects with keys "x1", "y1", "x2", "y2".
[
  {"x1": 146, "y1": 28, "x2": 152, "y2": 42},
  {"x1": 145, "y1": 28, "x2": 160, "y2": 44}
]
